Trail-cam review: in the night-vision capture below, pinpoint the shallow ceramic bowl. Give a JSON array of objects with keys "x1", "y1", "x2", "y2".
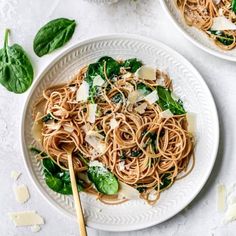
[{"x1": 21, "y1": 34, "x2": 219, "y2": 232}]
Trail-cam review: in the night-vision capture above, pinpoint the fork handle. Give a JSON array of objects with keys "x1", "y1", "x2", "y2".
[{"x1": 68, "y1": 153, "x2": 87, "y2": 236}]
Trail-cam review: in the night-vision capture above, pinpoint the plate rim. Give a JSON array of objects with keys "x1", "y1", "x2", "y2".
[
  {"x1": 159, "y1": 0, "x2": 236, "y2": 62},
  {"x1": 20, "y1": 33, "x2": 219, "y2": 232}
]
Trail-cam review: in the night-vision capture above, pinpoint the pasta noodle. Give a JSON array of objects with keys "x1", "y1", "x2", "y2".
[{"x1": 32, "y1": 58, "x2": 194, "y2": 205}]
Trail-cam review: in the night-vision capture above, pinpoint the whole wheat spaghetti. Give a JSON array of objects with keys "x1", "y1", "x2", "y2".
[{"x1": 31, "y1": 57, "x2": 194, "y2": 205}]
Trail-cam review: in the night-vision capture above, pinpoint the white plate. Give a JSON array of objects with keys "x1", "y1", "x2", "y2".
[
  {"x1": 21, "y1": 34, "x2": 219, "y2": 232},
  {"x1": 160, "y1": 0, "x2": 236, "y2": 61}
]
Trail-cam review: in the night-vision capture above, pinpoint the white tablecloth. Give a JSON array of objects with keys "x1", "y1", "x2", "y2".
[{"x1": 0, "y1": 0, "x2": 236, "y2": 235}]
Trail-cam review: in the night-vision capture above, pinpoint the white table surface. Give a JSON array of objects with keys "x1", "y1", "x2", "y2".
[{"x1": 0, "y1": 0, "x2": 236, "y2": 235}]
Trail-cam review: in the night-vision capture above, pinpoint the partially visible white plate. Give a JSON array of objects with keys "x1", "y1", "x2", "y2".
[
  {"x1": 21, "y1": 34, "x2": 219, "y2": 232},
  {"x1": 160, "y1": 0, "x2": 236, "y2": 61}
]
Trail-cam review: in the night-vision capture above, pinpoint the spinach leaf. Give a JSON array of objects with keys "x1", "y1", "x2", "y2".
[
  {"x1": 85, "y1": 57, "x2": 120, "y2": 103},
  {"x1": 44, "y1": 174, "x2": 64, "y2": 192},
  {"x1": 29, "y1": 146, "x2": 48, "y2": 157},
  {"x1": 97, "y1": 56, "x2": 120, "y2": 79},
  {"x1": 85, "y1": 56, "x2": 141, "y2": 102},
  {"x1": 30, "y1": 147, "x2": 83, "y2": 195},
  {"x1": 208, "y1": 30, "x2": 234, "y2": 46},
  {"x1": 146, "y1": 132, "x2": 157, "y2": 153},
  {"x1": 160, "y1": 173, "x2": 172, "y2": 190},
  {"x1": 85, "y1": 56, "x2": 120, "y2": 85},
  {"x1": 33, "y1": 18, "x2": 76, "y2": 57},
  {"x1": 232, "y1": 0, "x2": 236, "y2": 13},
  {"x1": 136, "y1": 186, "x2": 146, "y2": 193},
  {"x1": 85, "y1": 63, "x2": 100, "y2": 87},
  {"x1": 157, "y1": 86, "x2": 186, "y2": 115},
  {"x1": 0, "y1": 29, "x2": 34, "y2": 93},
  {"x1": 122, "y1": 58, "x2": 142, "y2": 73},
  {"x1": 42, "y1": 158, "x2": 84, "y2": 195},
  {"x1": 42, "y1": 113, "x2": 53, "y2": 122},
  {"x1": 87, "y1": 166, "x2": 119, "y2": 195},
  {"x1": 45, "y1": 172, "x2": 83, "y2": 195},
  {"x1": 43, "y1": 158, "x2": 61, "y2": 175},
  {"x1": 120, "y1": 151, "x2": 126, "y2": 160},
  {"x1": 137, "y1": 83, "x2": 152, "y2": 96},
  {"x1": 111, "y1": 93, "x2": 122, "y2": 103},
  {"x1": 131, "y1": 150, "x2": 142, "y2": 157}
]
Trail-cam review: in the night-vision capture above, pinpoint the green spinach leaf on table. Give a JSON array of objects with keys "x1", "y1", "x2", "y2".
[
  {"x1": 0, "y1": 29, "x2": 34, "y2": 93},
  {"x1": 33, "y1": 18, "x2": 76, "y2": 57}
]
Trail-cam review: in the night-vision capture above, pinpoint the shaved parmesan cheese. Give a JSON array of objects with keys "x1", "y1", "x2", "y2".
[
  {"x1": 11, "y1": 171, "x2": 21, "y2": 181},
  {"x1": 213, "y1": 0, "x2": 221, "y2": 4},
  {"x1": 53, "y1": 110, "x2": 65, "y2": 116},
  {"x1": 87, "y1": 104, "x2": 97, "y2": 123},
  {"x1": 122, "y1": 72, "x2": 132, "y2": 79},
  {"x1": 47, "y1": 122, "x2": 61, "y2": 130},
  {"x1": 186, "y1": 112, "x2": 196, "y2": 135},
  {"x1": 144, "y1": 90, "x2": 159, "y2": 104},
  {"x1": 160, "y1": 109, "x2": 174, "y2": 119},
  {"x1": 118, "y1": 182, "x2": 140, "y2": 200},
  {"x1": 8, "y1": 211, "x2": 44, "y2": 226},
  {"x1": 224, "y1": 203, "x2": 236, "y2": 223},
  {"x1": 128, "y1": 91, "x2": 139, "y2": 104},
  {"x1": 135, "y1": 103, "x2": 147, "y2": 114},
  {"x1": 211, "y1": 16, "x2": 236, "y2": 31},
  {"x1": 87, "y1": 130, "x2": 104, "y2": 140},
  {"x1": 82, "y1": 123, "x2": 92, "y2": 133},
  {"x1": 109, "y1": 118, "x2": 119, "y2": 129},
  {"x1": 85, "y1": 135, "x2": 106, "y2": 154},
  {"x1": 89, "y1": 160, "x2": 106, "y2": 169},
  {"x1": 217, "y1": 184, "x2": 226, "y2": 212},
  {"x1": 76, "y1": 80, "x2": 89, "y2": 102},
  {"x1": 156, "y1": 77, "x2": 165, "y2": 86},
  {"x1": 31, "y1": 225, "x2": 41, "y2": 233},
  {"x1": 63, "y1": 125, "x2": 74, "y2": 133},
  {"x1": 68, "y1": 86, "x2": 77, "y2": 92},
  {"x1": 118, "y1": 161, "x2": 125, "y2": 171},
  {"x1": 13, "y1": 184, "x2": 30, "y2": 204},
  {"x1": 93, "y1": 75, "x2": 105, "y2": 87},
  {"x1": 218, "y1": 8, "x2": 223, "y2": 16},
  {"x1": 124, "y1": 82, "x2": 134, "y2": 92},
  {"x1": 135, "y1": 66, "x2": 156, "y2": 81},
  {"x1": 32, "y1": 112, "x2": 43, "y2": 144}
]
